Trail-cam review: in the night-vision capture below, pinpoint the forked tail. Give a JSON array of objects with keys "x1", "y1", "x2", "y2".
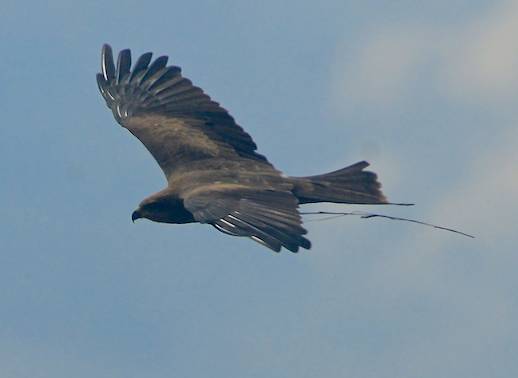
[
  {"x1": 291, "y1": 161, "x2": 474, "y2": 238},
  {"x1": 291, "y1": 161, "x2": 394, "y2": 205}
]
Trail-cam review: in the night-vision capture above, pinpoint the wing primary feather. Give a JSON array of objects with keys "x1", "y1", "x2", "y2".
[
  {"x1": 239, "y1": 210, "x2": 308, "y2": 239},
  {"x1": 129, "y1": 52, "x2": 153, "y2": 82},
  {"x1": 226, "y1": 214, "x2": 297, "y2": 252},
  {"x1": 213, "y1": 222, "x2": 281, "y2": 252},
  {"x1": 213, "y1": 223, "x2": 240, "y2": 236},
  {"x1": 142, "y1": 67, "x2": 179, "y2": 92},
  {"x1": 155, "y1": 87, "x2": 204, "y2": 105},
  {"x1": 146, "y1": 66, "x2": 182, "y2": 91},
  {"x1": 223, "y1": 215, "x2": 282, "y2": 252},
  {"x1": 250, "y1": 236, "x2": 281, "y2": 252},
  {"x1": 219, "y1": 218, "x2": 236, "y2": 228},
  {"x1": 116, "y1": 49, "x2": 132, "y2": 84},
  {"x1": 152, "y1": 76, "x2": 189, "y2": 97},
  {"x1": 230, "y1": 212, "x2": 304, "y2": 253},
  {"x1": 141, "y1": 56, "x2": 169, "y2": 84},
  {"x1": 101, "y1": 44, "x2": 115, "y2": 81}
]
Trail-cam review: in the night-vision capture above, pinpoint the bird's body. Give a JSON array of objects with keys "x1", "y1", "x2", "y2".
[{"x1": 97, "y1": 44, "x2": 389, "y2": 252}]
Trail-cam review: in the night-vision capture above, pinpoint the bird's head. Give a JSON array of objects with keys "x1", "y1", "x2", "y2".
[
  {"x1": 131, "y1": 195, "x2": 172, "y2": 223},
  {"x1": 131, "y1": 209, "x2": 143, "y2": 223},
  {"x1": 131, "y1": 202, "x2": 158, "y2": 222},
  {"x1": 131, "y1": 191, "x2": 193, "y2": 224}
]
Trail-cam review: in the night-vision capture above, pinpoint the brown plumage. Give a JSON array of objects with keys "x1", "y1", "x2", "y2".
[{"x1": 96, "y1": 44, "x2": 389, "y2": 253}]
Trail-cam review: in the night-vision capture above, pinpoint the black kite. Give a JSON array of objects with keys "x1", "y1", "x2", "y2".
[{"x1": 96, "y1": 44, "x2": 388, "y2": 252}]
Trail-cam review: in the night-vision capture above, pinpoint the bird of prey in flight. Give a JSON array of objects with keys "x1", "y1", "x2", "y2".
[{"x1": 96, "y1": 44, "x2": 389, "y2": 253}]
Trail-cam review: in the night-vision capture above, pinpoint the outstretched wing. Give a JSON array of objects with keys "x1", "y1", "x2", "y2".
[
  {"x1": 96, "y1": 44, "x2": 269, "y2": 179},
  {"x1": 183, "y1": 186, "x2": 311, "y2": 253}
]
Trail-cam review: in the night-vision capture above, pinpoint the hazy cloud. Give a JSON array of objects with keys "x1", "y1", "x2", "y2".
[
  {"x1": 331, "y1": 0, "x2": 518, "y2": 108},
  {"x1": 443, "y1": 0, "x2": 518, "y2": 101}
]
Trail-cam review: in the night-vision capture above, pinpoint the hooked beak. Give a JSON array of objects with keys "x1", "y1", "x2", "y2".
[{"x1": 131, "y1": 210, "x2": 142, "y2": 223}]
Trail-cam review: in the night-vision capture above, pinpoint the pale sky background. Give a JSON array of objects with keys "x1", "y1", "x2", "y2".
[{"x1": 1, "y1": 1, "x2": 517, "y2": 377}]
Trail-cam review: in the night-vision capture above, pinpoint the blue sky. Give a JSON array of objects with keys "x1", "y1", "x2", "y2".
[{"x1": 1, "y1": 1, "x2": 517, "y2": 377}]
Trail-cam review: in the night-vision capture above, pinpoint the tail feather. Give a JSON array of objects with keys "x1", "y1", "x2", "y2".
[{"x1": 291, "y1": 161, "x2": 388, "y2": 205}]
